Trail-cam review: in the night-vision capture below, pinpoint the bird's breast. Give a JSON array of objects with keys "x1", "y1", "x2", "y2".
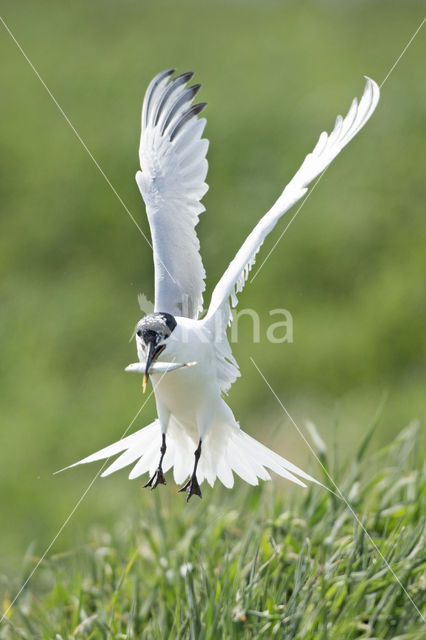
[{"x1": 150, "y1": 320, "x2": 218, "y2": 420}]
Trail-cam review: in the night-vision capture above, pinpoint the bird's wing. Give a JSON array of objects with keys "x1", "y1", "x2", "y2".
[
  {"x1": 205, "y1": 77, "x2": 379, "y2": 327},
  {"x1": 136, "y1": 69, "x2": 209, "y2": 319},
  {"x1": 205, "y1": 77, "x2": 379, "y2": 393}
]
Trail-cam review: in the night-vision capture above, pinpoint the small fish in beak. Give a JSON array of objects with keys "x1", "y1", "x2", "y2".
[
  {"x1": 142, "y1": 342, "x2": 165, "y2": 393},
  {"x1": 126, "y1": 361, "x2": 196, "y2": 374},
  {"x1": 135, "y1": 312, "x2": 178, "y2": 393}
]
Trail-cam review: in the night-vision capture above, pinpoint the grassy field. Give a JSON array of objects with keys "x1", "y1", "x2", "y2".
[
  {"x1": 0, "y1": 0, "x2": 425, "y2": 635},
  {"x1": 1, "y1": 421, "x2": 424, "y2": 638}
]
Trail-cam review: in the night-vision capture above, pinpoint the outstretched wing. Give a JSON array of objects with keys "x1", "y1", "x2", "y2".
[
  {"x1": 204, "y1": 77, "x2": 380, "y2": 392},
  {"x1": 206, "y1": 77, "x2": 380, "y2": 326},
  {"x1": 136, "y1": 69, "x2": 209, "y2": 319}
]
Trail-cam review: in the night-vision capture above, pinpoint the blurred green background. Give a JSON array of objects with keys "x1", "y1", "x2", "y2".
[{"x1": 0, "y1": 0, "x2": 424, "y2": 584}]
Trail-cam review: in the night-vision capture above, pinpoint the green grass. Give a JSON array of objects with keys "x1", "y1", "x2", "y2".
[{"x1": 2, "y1": 421, "x2": 424, "y2": 639}]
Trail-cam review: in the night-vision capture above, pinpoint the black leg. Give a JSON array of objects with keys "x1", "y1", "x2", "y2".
[
  {"x1": 144, "y1": 433, "x2": 167, "y2": 489},
  {"x1": 179, "y1": 439, "x2": 202, "y2": 502}
]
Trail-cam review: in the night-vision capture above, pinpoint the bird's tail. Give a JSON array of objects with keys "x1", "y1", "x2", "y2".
[
  {"x1": 58, "y1": 418, "x2": 319, "y2": 489},
  {"x1": 199, "y1": 422, "x2": 320, "y2": 489}
]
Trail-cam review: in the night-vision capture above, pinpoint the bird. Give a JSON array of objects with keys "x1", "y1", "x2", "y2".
[{"x1": 66, "y1": 69, "x2": 380, "y2": 501}]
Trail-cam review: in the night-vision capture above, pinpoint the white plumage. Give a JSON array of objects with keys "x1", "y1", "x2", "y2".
[
  {"x1": 136, "y1": 69, "x2": 208, "y2": 319},
  {"x1": 66, "y1": 70, "x2": 380, "y2": 499}
]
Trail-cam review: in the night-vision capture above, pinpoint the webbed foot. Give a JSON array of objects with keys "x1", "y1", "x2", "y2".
[
  {"x1": 179, "y1": 475, "x2": 202, "y2": 502},
  {"x1": 144, "y1": 467, "x2": 167, "y2": 490}
]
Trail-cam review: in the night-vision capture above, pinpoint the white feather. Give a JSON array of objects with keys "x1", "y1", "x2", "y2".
[
  {"x1": 65, "y1": 414, "x2": 319, "y2": 490},
  {"x1": 137, "y1": 70, "x2": 209, "y2": 319},
  {"x1": 204, "y1": 77, "x2": 379, "y2": 392}
]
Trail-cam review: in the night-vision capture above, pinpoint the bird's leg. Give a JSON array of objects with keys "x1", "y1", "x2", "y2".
[
  {"x1": 179, "y1": 439, "x2": 202, "y2": 502},
  {"x1": 144, "y1": 433, "x2": 167, "y2": 489}
]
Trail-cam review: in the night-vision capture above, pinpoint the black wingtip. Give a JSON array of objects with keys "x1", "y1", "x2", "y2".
[
  {"x1": 192, "y1": 102, "x2": 207, "y2": 116},
  {"x1": 153, "y1": 72, "x2": 197, "y2": 127},
  {"x1": 175, "y1": 71, "x2": 194, "y2": 84},
  {"x1": 189, "y1": 83, "x2": 202, "y2": 97},
  {"x1": 169, "y1": 102, "x2": 208, "y2": 141},
  {"x1": 160, "y1": 85, "x2": 203, "y2": 136},
  {"x1": 154, "y1": 68, "x2": 175, "y2": 83}
]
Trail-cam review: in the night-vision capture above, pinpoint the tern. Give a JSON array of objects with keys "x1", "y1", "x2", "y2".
[{"x1": 67, "y1": 69, "x2": 379, "y2": 500}]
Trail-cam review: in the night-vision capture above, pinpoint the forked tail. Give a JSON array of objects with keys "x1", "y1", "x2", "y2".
[{"x1": 60, "y1": 418, "x2": 320, "y2": 490}]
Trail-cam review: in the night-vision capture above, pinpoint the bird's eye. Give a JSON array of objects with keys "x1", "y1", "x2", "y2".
[{"x1": 136, "y1": 329, "x2": 142, "y2": 338}]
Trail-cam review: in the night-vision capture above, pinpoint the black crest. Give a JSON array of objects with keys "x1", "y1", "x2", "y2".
[{"x1": 136, "y1": 312, "x2": 176, "y2": 344}]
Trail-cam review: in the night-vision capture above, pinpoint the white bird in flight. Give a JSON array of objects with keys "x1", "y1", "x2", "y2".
[{"x1": 67, "y1": 69, "x2": 380, "y2": 500}]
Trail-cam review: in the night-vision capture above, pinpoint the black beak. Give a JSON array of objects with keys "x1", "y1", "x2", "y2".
[{"x1": 143, "y1": 342, "x2": 165, "y2": 393}]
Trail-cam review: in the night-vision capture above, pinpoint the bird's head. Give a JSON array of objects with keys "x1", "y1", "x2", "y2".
[{"x1": 136, "y1": 312, "x2": 177, "y2": 392}]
